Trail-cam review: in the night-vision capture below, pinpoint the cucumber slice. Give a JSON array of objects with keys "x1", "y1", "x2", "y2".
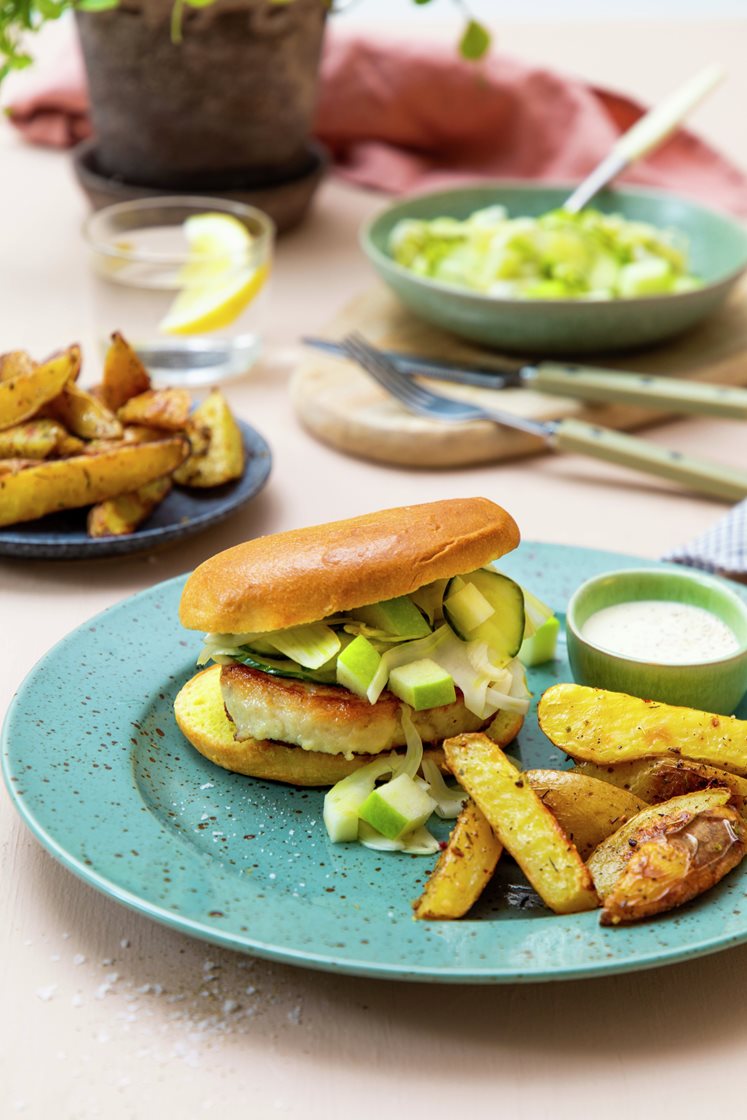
[
  {"x1": 230, "y1": 646, "x2": 338, "y2": 685},
  {"x1": 443, "y1": 569, "x2": 525, "y2": 660}
]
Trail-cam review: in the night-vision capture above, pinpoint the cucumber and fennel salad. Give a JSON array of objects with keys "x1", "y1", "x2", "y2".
[
  {"x1": 388, "y1": 205, "x2": 700, "y2": 301},
  {"x1": 199, "y1": 566, "x2": 557, "y2": 853}
]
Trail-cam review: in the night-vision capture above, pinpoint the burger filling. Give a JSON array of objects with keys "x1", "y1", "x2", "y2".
[
  {"x1": 196, "y1": 565, "x2": 554, "y2": 852},
  {"x1": 200, "y1": 567, "x2": 551, "y2": 744}
]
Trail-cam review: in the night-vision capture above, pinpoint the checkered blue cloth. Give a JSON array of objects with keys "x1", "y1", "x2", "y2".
[{"x1": 663, "y1": 500, "x2": 747, "y2": 583}]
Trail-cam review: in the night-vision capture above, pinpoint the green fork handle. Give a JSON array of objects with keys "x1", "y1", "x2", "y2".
[
  {"x1": 530, "y1": 362, "x2": 747, "y2": 419},
  {"x1": 553, "y1": 418, "x2": 747, "y2": 502}
]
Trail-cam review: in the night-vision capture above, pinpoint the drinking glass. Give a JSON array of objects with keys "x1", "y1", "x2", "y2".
[{"x1": 84, "y1": 197, "x2": 274, "y2": 387}]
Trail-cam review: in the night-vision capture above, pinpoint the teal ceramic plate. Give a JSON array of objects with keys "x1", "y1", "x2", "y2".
[
  {"x1": 362, "y1": 184, "x2": 747, "y2": 353},
  {"x1": 4, "y1": 543, "x2": 747, "y2": 983}
]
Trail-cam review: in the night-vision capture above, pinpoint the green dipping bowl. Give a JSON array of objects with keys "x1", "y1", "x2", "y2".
[
  {"x1": 565, "y1": 568, "x2": 747, "y2": 715},
  {"x1": 361, "y1": 183, "x2": 747, "y2": 354}
]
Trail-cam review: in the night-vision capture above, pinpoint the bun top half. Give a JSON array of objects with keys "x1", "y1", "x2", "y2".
[{"x1": 179, "y1": 497, "x2": 519, "y2": 634}]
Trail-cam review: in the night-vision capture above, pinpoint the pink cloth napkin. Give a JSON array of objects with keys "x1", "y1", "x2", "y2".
[{"x1": 8, "y1": 32, "x2": 747, "y2": 213}]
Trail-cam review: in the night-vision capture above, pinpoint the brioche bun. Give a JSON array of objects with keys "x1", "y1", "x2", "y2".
[
  {"x1": 179, "y1": 497, "x2": 519, "y2": 635},
  {"x1": 174, "y1": 666, "x2": 524, "y2": 788}
]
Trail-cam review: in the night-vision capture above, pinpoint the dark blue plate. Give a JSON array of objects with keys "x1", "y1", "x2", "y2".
[{"x1": 0, "y1": 420, "x2": 271, "y2": 559}]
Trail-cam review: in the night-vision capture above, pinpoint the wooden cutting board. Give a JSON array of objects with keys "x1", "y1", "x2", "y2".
[{"x1": 290, "y1": 282, "x2": 747, "y2": 468}]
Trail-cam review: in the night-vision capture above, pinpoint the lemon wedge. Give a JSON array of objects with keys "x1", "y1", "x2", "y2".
[{"x1": 159, "y1": 212, "x2": 269, "y2": 336}]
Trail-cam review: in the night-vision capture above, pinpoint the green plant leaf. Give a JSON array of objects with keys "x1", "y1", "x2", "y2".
[
  {"x1": 76, "y1": 0, "x2": 119, "y2": 10},
  {"x1": 459, "y1": 19, "x2": 490, "y2": 60}
]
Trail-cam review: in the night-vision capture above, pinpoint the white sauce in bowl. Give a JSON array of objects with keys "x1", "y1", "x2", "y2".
[{"x1": 581, "y1": 600, "x2": 739, "y2": 664}]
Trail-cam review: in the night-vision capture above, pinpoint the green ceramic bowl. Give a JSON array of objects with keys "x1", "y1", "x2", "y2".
[
  {"x1": 565, "y1": 568, "x2": 747, "y2": 714},
  {"x1": 361, "y1": 183, "x2": 747, "y2": 354}
]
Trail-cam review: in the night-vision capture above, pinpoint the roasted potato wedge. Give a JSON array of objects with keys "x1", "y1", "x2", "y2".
[
  {"x1": 0, "y1": 438, "x2": 188, "y2": 527},
  {"x1": 100, "y1": 331, "x2": 151, "y2": 411},
  {"x1": 538, "y1": 683, "x2": 747, "y2": 777},
  {"x1": 87, "y1": 475, "x2": 172, "y2": 538},
  {"x1": 117, "y1": 388, "x2": 191, "y2": 431},
  {"x1": 587, "y1": 788, "x2": 733, "y2": 898},
  {"x1": 572, "y1": 758, "x2": 747, "y2": 814},
  {"x1": 46, "y1": 381, "x2": 123, "y2": 441},
  {"x1": 0, "y1": 350, "x2": 36, "y2": 381},
  {"x1": 413, "y1": 799, "x2": 502, "y2": 920},
  {"x1": 0, "y1": 419, "x2": 71, "y2": 460},
  {"x1": 525, "y1": 769, "x2": 648, "y2": 860},
  {"x1": 587, "y1": 789, "x2": 745, "y2": 925},
  {"x1": 0, "y1": 351, "x2": 77, "y2": 430},
  {"x1": 0, "y1": 458, "x2": 38, "y2": 477},
  {"x1": 173, "y1": 389, "x2": 244, "y2": 488},
  {"x1": 443, "y1": 733, "x2": 598, "y2": 914}
]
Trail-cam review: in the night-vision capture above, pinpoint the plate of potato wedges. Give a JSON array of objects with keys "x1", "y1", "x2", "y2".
[
  {"x1": 0, "y1": 334, "x2": 271, "y2": 558},
  {"x1": 5, "y1": 541, "x2": 747, "y2": 982}
]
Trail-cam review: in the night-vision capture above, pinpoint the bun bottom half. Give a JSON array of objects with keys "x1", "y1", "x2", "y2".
[{"x1": 174, "y1": 665, "x2": 524, "y2": 788}]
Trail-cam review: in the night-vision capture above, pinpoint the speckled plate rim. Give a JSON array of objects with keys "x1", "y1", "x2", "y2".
[
  {"x1": 4, "y1": 543, "x2": 747, "y2": 984},
  {"x1": 0, "y1": 420, "x2": 272, "y2": 559}
]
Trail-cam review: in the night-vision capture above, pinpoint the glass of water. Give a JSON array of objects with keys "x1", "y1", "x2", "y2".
[{"x1": 84, "y1": 197, "x2": 274, "y2": 387}]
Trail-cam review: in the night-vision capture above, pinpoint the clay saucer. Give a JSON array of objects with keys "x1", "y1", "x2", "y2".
[{"x1": 72, "y1": 138, "x2": 328, "y2": 234}]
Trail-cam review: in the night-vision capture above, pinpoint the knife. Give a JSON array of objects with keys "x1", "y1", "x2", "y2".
[{"x1": 303, "y1": 336, "x2": 747, "y2": 420}]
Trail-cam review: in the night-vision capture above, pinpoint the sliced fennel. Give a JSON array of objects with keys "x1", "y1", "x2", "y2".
[
  {"x1": 264, "y1": 623, "x2": 341, "y2": 669},
  {"x1": 323, "y1": 755, "x2": 397, "y2": 842},
  {"x1": 420, "y1": 758, "x2": 466, "y2": 819},
  {"x1": 358, "y1": 821, "x2": 441, "y2": 855}
]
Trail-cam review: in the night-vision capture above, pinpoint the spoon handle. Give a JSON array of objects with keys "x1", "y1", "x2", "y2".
[{"x1": 564, "y1": 63, "x2": 724, "y2": 213}]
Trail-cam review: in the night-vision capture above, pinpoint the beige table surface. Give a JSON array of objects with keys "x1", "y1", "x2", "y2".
[{"x1": 3, "y1": 18, "x2": 747, "y2": 1120}]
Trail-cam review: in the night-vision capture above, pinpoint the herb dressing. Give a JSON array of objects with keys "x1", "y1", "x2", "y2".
[{"x1": 581, "y1": 600, "x2": 739, "y2": 664}]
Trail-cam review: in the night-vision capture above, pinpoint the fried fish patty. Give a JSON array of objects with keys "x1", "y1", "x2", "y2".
[{"x1": 221, "y1": 663, "x2": 492, "y2": 758}]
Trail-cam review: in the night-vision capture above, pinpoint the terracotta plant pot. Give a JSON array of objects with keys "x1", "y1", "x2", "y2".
[{"x1": 76, "y1": 0, "x2": 327, "y2": 191}]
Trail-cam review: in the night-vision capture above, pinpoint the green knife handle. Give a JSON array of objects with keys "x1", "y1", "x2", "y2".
[
  {"x1": 553, "y1": 418, "x2": 747, "y2": 502},
  {"x1": 532, "y1": 361, "x2": 747, "y2": 419}
]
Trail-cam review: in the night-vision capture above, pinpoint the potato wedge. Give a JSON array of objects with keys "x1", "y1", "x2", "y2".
[
  {"x1": 587, "y1": 790, "x2": 745, "y2": 925},
  {"x1": 117, "y1": 388, "x2": 191, "y2": 431},
  {"x1": 572, "y1": 758, "x2": 747, "y2": 813},
  {"x1": 587, "y1": 788, "x2": 733, "y2": 898},
  {"x1": 46, "y1": 381, "x2": 123, "y2": 441},
  {"x1": 525, "y1": 769, "x2": 648, "y2": 860},
  {"x1": 173, "y1": 389, "x2": 244, "y2": 488},
  {"x1": 0, "y1": 459, "x2": 38, "y2": 477},
  {"x1": 0, "y1": 419, "x2": 71, "y2": 460},
  {"x1": 443, "y1": 733, "x2": 598, "y2": 914},
  {"x1": 100, "y1": 332, "x2": 151, "y2": 411},
  {"x1": 0, "y1": 350, "x2": 36, "y2": 381},
  {"x1": 413, "y1": 799, "x2": 502, "y2": 920},
  {"x1": 0, "y1": 352, "x2": 76, "y2": 431},
  {"x1": 87, "y1": 475, "x2": 172, "y2": 538},
  {"x1": 539, "y1": 683, "x2": 747, "y2": 777},
  {"x1": 0, "y1": 438, "x2": 188, "y2": 527}
]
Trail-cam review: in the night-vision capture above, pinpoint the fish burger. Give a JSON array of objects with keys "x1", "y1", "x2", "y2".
[{"x1": 175, "y1": 498, "x2": 533, "y2": 787}]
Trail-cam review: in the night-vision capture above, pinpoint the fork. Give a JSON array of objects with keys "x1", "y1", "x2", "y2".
[{"x1": 342, "y1": 333, "x2": 747, "y2": 503}]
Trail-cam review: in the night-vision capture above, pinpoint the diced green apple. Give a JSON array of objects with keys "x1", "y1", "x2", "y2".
[
  {"x1": 323, "y1": 756, "x2": 395, "y2": 842},
  {"x1": 353, "y1": 595, "x2": 431, "y2": 638},
  {"x1": 358, "y1": 773, "x2": 437, "y2": 840},
  {"x1": 443, "y1": 581, "x2": 495, "y2": 634},
  {"x1": 336, "y1": 635, "x2": 382, "y2": 698},
  {"x1": 618, "y1": 258, "x2": 673, "y2": 297},
  {"x1": 519, "y1": 615, "x2": 560, "y2": 667},
  {"x1": 387, "y1": 658, "x2": 456, "y2": 710}
]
